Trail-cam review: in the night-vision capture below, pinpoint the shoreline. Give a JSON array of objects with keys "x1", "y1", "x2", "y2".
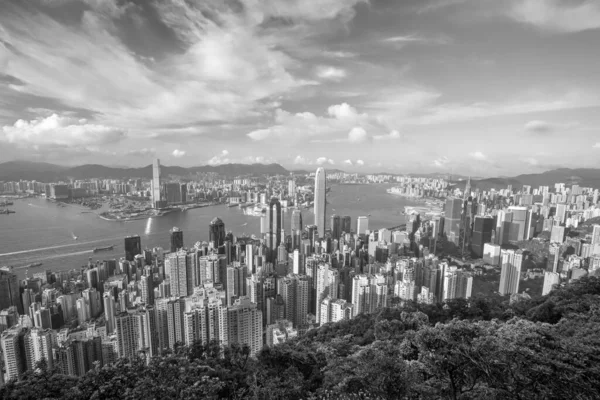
[{"x1": 98, "y1": 202, "x2": 220, "y2": 222}]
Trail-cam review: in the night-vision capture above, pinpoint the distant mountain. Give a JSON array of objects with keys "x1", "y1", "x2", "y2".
[
  {"x1": 0, "y1": 161, "x2": 291, "y2": 181},
  {"x1": 471, "y1": 168, "x2": 600, "y2": 191}
]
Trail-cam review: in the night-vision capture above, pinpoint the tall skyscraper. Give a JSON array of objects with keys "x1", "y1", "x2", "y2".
[
  {"x1": 140, "y1": 275, "x2": 154, "y2": 306},
  {"x1": 269, "y1": 197, "x2": 282, "y2": 259},
  {"x1": 170, "y1": 227, "x2": 184, "y2": 253},
  {"x1": 342, "y1": 215, "x2": 352, "y2": 234},
  {"x1": 209, "y1": 218, "x2": 226, "y2": 254},
  {"x1": 331, "y1": 214, "x2": 341, "y2": 240},
  {"x1": 314, "y1": 168, "x2": 326, "y2": 238},
  {"x1": 499, "y1": 249, "x2": 523, "y2": 295},
  {"x1": 0, "y1": 269, "x2": 23, "y2": 314},
  {"x1": 103, "y1": 293, "x2": 116, "y2": 334},
  {"x1": 443, "y1": 197, "x2": 463, "y2": 245},
  {"x1": 152, "y1": 158, "x2": 163, "y2": 209},
  {"x1": 471, "y1": 216, "x2": 495, "y2": 258},
  {"x1": 357, "y1": 216, "x2": 369, "y2": 236},
  {"x1": 124, "y1": 235, "x2": 142, "y2": 262}
]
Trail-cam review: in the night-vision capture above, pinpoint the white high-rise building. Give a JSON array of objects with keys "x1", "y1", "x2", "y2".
[
  {"x1": 357, "y1": 216, "x2": 369, "y2": 235},
  {"x1": 152, "y1": 158, "x2": 162, "y2": 209},
  {"x1": 314, "y1": 168, "x2": 326, "y2": 238},
  {"x1": 542, "y1": 272, "x2": 560, "y2": 296},
  {"x1": 499, "y1": 249, "x2": 523, "y2": 295}
]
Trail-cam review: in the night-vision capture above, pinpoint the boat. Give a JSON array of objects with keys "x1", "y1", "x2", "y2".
[
  {"x1": 26, "y1": 262, "x2": 43, "y2": 269},
  {"x1": 0, "y1": 201, "x2": 13, "y2": 206},
  {"x1": 0, "y1": 209, "x2": 15, "y2": 215},
  {"x1": 72, "y1": 233, "x2": 78, "y2": 240},
  {"x1": 93, "y1": 245, "x2": 115, "y2": 253}
]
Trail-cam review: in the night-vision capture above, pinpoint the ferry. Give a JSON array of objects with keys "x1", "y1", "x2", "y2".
[
  {"x1": 26, "y1": 262, "x2": 43, "y2": 269},
  {"x1": 93, "y1": 245, "x2": 115, "y2": 253}
]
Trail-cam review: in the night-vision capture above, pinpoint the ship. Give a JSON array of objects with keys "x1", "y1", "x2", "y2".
[
  {"x1": 26, "y1": 262, "x2": 43, "y2": 269},
  {"x1": 0, "y1": 201, "x2": 14, "y2": 206},
  {"x1": 93, "y1": 245, "x2": 115, "y2": 253},
  {"x1": 0, "y1": 209, "x2": 16, "y2": 215}
]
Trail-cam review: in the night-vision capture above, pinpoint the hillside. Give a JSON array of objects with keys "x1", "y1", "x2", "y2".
[
  {"x1": 2, "y1": 277, "x2": 600, "y2": 399},
  {"x1": 0, "y1": 161, "x2": 290, "y2": 181}
]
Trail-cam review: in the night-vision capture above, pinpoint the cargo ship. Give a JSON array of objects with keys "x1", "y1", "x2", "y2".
[{"x1": 93, "y1": 245, "x2": 115, "y2": 253}]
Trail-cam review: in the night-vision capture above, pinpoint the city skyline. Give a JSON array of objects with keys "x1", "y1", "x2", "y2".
[{"x1": 1, "y1": 0, "x2": 600, "y2": 176}]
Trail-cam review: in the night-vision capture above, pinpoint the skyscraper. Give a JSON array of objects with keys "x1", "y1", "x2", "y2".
[
  {"x1": 209, "y1": 218, "x2": 226, "y2": 254},
  {"x1": 357, "y1": 216, "x2": 369, "y2": 236},
  {"x1": 342, "y1": 215, "x2": 352, "y2": 235},
  {"x1": 170, "y1": 227, "x2": 184, "y2": 253},
  {"x1": 331, "y1": 214, "x2": 341, "y2": 240},
  {"x1": 314, "y1": 167, "x2": 326, "y2": 238},
  {"x1": 227, "y1": 297, "x2": 263, "y2": 356},
  {"x1": 152, "y1": 158, "x2": 163, "y2": 209},
  {"x1": 499, "y1": 249, "x2": 523, "y2": 295},
  {"x1": 269, "y1": 197, "x2": 282, "y2": 259},
  {"x1": 0, "y1": 269, "x2": 23, "y2": 314},
  {"x1": 443, "y1": 197, "x2": 463, "y2": 245},
  {"x1": 124, "y1": 235, "x2": 142, "y2": 262},
  {"x1": 291, "y1": 210, "x2": 303, "y2": 251}
]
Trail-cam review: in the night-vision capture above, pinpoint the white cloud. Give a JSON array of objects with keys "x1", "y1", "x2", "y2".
[
  {"x1": 469, "y1": 151, "x2": 487, "y2": 161},
  {"x1": 374, "y1": 130, "x2": 402, "y2": 140},
  {"x1": 316, "y1": 66, "x2": 347, "y2": 81},
  {"x1": 172, "y1": 149, "x2": 186, "y2": 158},
  {"x1": 316, "y1": 157, "x2": 335, "y2": 165},
  {"x1": 327, "y1": 103, "x2": 360, "y2": 119},
  {"x1": 126, "y1": 148, "x2": 156, "y2": 157},
  {"x1": 356, "y1": 160, "x2": 364, "y2": 166},
  {"x1": 593, "y1": 143, "x2": 600, "y2": 149},
  {"x1": 343, "y1": 159, "x2": 353, "y2": 165},
  {"x1": 348, "y1": 127, "x2": 369, "y2": 143},
  {"x1": 207, "y1": 150, "x2": 230, "y2": 165},
  {"x1": 433, "y1": 156, "x2": 449, "y2": 168},
  {"x1": 509, "y1": 0, "x2": 600, "y2": 33},
  {"x1": 294, "y1": 155, "x2": 309, "y2": 165},
  {"x1": 1, "y1": 114, "x2": 125, "y2": 148},
  {"x1": 522, "y1": 157, "x2": 539, "y2": 166}
]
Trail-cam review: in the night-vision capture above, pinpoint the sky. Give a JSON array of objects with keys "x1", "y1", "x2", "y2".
[{"x1": 1, "y1": 0, "x2": 599, "y2": 177}]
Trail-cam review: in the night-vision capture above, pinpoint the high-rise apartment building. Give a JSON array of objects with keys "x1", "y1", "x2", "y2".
[
  {"x1": 351, "y1": 274, "x2": 386, "y2": 317},
  {"x1": 315, "y1": 264, "x2": 339, "y2": 324},
  {"x1": 278, "y1": 274, "x2": 309, "y2": 330},
  {"x1": 314, "y1": 168, "x2": 326, "y2": 238},
  {"x1": 499, "y1": 249, "x2": 523, "y2": 295},
  {"x1": 542, "y1": 271, "x2": 560, "y2": 296},
  {"x1": 227, "y1": 297, "x2": 263, "y2": 356}
]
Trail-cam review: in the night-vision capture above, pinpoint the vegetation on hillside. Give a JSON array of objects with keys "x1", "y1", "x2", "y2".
[{"x1": 3, "y1": 277, "x2": 600, "y2": 399}]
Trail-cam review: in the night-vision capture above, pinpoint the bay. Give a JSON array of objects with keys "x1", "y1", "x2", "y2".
[{"x1": 0, "y1": 183, "x2": 420, "y2": 279}]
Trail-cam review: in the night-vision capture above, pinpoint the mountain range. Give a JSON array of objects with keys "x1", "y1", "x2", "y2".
[{"x1": 1, "y1": 161, "x2": 600, "y2": 189}]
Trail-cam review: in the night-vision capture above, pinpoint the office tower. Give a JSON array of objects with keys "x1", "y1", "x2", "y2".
[
  {"x1": 278, "y1": 275, "x2": 309, "y2": 330},
  {"x1": 170, "y1": 227, "x2": 184, "y2": 253},
  {"x1": 124, "y1": 235, "x2": 142, "y2": 262},
  {"x1": 314, "y1": 167, "x2": 326, "y2": 238},
  {"x1": 269, "y1": 197, "x2": 282, "y2": 259},
  {"x1": 507, "y1": 206, "x2": 528, "y2": 241},
  {"x1": 443, "y1": 197, "x2": 463, "y2": 245},
  {"x1": 291, "y1": 210, "x2": 303, "y2": 251},
  {"x1": 140, "y1": 275, "x2": 154, "y2": 306},
  {"x1": 209, "y1": 217, "x2": 226, "y2": 254},
  {"x1": 103, "y1": 293, "x2": 116, "y2": 334},
  {"x1": 471, "y1": 216, "x2": 495, "y2": 258},
  {"x1": 499, "y1": 249, "x2": 523, "y2": 295},
  {"x1": 1, "y1": 327, "x2": 26, "y2": 381},
  {"x1": 357, "y1": 216, "x2": 369, "y2": 236},
  {"x1": 463, "y1": 176, "x2": 471, "y2": 200},
  {"x1": 0, "y1": 269, "x2": 23, "y2": 314},
  {"x1": 331, "y1": 214, "x2": 341, "y2": 240},
  {"x1": 227, "y1": 297, "x2": 263, "y2": 356},
  {"x1": 341, "y1": 215, "x2": 352, "y2": 234},
  {"x1": 542, "y1": 272, "x2": 560, "y2": 296},
  {"x1": 152, "y1": 158, "x2": 163, "y2": 209},
  {"x1": 315, "y1": 264, "x2": 339, "y2": 324},
  {"x1": 550, "y1": 225, "x2": 566, "y2": 243}
]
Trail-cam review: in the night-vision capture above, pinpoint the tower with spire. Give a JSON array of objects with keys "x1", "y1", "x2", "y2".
[{"x1": 463, "y1": 176, "x2": 471, "y2": 201}]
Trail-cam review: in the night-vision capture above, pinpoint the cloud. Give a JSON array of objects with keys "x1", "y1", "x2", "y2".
[
  {"x1": 343, "y1": 159, "x2": 353, "y2": 165},
  {"x1": 521, "y1": 157, "x2": 539, "y2": 166},
  {"x1": 1, "y1": 114, "x2": 125, "y2": 148},
  {"x1": 316, "y1": 157, "x2": 335, "y2": 165},
  {"x1": 126, "y1": 148, "x2": 156, "y2": 157},
  {"x1": 374, "y1": 130, "x2": 401, "y2": 140},
  {"x1": 593, "y1": 143, "x2": 600, "y2": 149},
  {"x1": 433, "y1": 156, "x2": 449, "y2": 168},
  {"x1": 508, "y1": 0, "x2": 600, "y2": 33},
  {"x1": 172, "y1": 149, "x2": 186, "y2": 158},
  {"x1": 316, "y1": 66, "x2": 347, "y2": 81},
  {"x1": 294, "y1": 155, "x2": 309, "y2": 165},
  {"x1": 207, "y1": 150, "x2": 229, "y2": 165},
  {"x1": 327, "y1": 103, "x2": 360, "y2": 119},
  {"x1": 356, "y1": 160, "x2": 364, "y2": 166},
  {"x1": 348, "y1": 127, "x2": 369, "y2": 143},
  {"x1": 381, "y1": 34, "x2": 451, "y2": 45},
  {"x1": 469, "y1": 151, "x2": 487, "y2": 161},
  {"x1": 524, "y1": 120, "x2": 552, "y2": 134}
]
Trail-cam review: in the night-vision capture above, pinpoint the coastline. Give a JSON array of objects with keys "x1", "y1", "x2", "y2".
[{"x1": 98, "y1": 202, "x2": 220, "y2": 222}]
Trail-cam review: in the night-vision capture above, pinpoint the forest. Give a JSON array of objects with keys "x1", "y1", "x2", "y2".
[{"x1": 2, "y1": 276, "x2": 600, "y2": 399}]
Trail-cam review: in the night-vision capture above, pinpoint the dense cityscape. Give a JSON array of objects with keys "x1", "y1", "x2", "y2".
[{"x1": 1, "y1": 156, "x2": 600, "y2": 388}]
